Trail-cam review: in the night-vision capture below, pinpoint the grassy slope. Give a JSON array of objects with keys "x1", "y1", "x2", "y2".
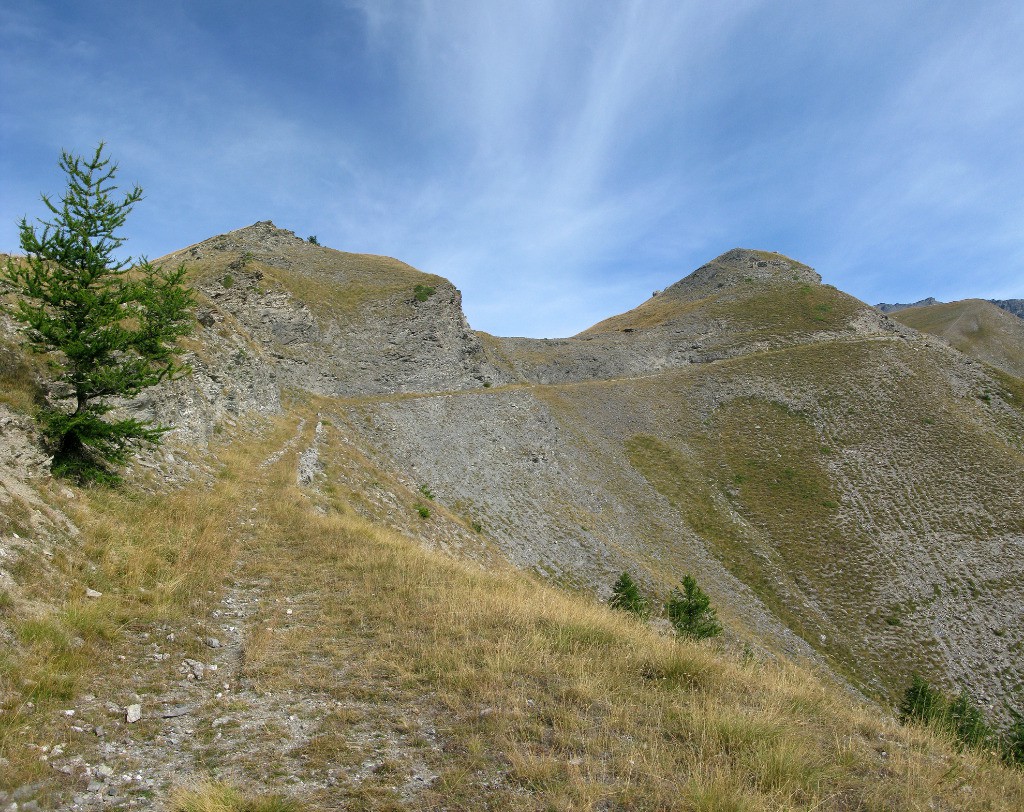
[
  {"x1": 2, "y1": 406, "x2": 1023, "y2": 809},
  {"x1": 179, "y1": 248, "x2": 447, "y2": 328},
  {"x1": 582, "y1": 281, "x2": 853, "y2": 336},
  {"x1": 554, "y1": 336, "x2": 1024, "y2": 704},
  {"x1": 895, "y1": 299, "x2": 1024, "y2": 379},
  {"x1": 582, "y1": 252, "x2": 855, "y2": 339},
  {"x1": 3, "y1": 245, "x2": 1024, "y2": 807}
]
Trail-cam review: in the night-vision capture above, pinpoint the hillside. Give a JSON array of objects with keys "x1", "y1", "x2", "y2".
[
  {"x1": 351, "y1": 248, "x2": 1024, "y2": 711},
  {"x1": 2, "y1": 225, "x2": 1023, "y2": 809},
  {"x1": 892, "y1": 298, "x2": 1024, "y2": 379}
]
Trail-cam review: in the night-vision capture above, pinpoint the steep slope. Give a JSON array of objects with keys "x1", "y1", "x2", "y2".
[
  {"x1": 893, "y1": 298, "x2": 1024, "y2": 379},
  {"x1": 2, "y1": 404, "x2": 1022, "y2": 809},
  {"x1": 352, "y1": 323, "x2": 1024, "y2": 708},
  {"x1": 337, "y1": 250, "x2": 1024, "y2": 715},
  {"x1": 3, "y1": 233, "x2": 1024, "y2": 808}
]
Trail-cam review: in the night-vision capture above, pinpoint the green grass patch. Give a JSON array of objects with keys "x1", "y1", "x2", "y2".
[
  {"x1": 624, "y1": 435, "x2": 734, "y2": 543},
  {"x1": 413, "y1": 284, "x2": 436, "y2": 302},
  {"x1": 171, "y1": 782, "x2": 305, "y2": 812},
  {"x1": 707, "y1": 281, "x2": 862, "y2": 338}
]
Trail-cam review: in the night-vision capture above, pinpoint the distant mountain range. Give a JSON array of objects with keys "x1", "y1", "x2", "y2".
[{"x1": 876, "y1": 297, "x2": 1024, "y2": 318}]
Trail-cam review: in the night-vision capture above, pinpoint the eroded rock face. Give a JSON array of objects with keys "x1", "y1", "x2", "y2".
[
  {"x1": 137, "y1": 318, "x2": 281, "y2": 446},
  {"x1": 990, "y1": 298, "x2": 1024, "y2": 319},
  {"x1": 157, "y1": 222, "x2": 510, "y2": 397},
  {"x1": 273, "y1": 278, "x2": 507, "y2": 396}
]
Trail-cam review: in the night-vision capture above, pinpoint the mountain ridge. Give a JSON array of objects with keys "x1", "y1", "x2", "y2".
[
  {"x1": 141, "y1": 226, "x2": 1024, "y2": 715},
  {"x1": 2, "y1": 226, "x2": 1023, "y2": 808},
  {"x1": 877, "y1": 295, "x2": 1024, "y2": 319}
]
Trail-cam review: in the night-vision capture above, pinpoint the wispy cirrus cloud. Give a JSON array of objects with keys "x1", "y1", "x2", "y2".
[{"x1": 2, "y1": 1, "x2": 1022, "y2": 335}]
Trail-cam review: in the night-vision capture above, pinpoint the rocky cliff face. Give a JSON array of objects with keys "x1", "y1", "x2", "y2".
[
  {"x1": 989, "y1": 298, "x2": 1024, "y2": 320},
  {"x1": 158, "y1": 222, "x2": 511, "y2": 401}
]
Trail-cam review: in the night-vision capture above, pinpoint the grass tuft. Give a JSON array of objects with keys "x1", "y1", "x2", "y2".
[{"x1": 170, "y1": 782, "x2": 304, "y2": 812}]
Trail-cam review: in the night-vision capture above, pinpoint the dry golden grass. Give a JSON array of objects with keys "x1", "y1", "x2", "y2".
[
  {"x1": 170, "y1": 781, "x2": 304, "y2": 812},
  {"x1": 224, "y1": 412, "x2": 1024, "y2": 810},
  {"x1": 178, "y1": 247, "x2": 445, "y2": 328},
  {"x1": 2, "y1": 407, "x2": 1023, "y2": 809},
  {"x1": 581, "y1": 291, "x2": 711, "y2": 334},
  {"x1": 0, "y1": 335, "x2": 44, "y2": 413},
  {"x1": 0, "y1": 417, "x2": 296, "y2": 794}
]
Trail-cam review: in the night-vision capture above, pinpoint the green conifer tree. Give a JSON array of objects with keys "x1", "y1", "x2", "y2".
[
  {"x1": 665, "y1": 574, "x2": 722, "y2": 639},
  {"x1": 946, "y1": 691, "x2": 992, "y2": 749},
  {"x1": 2, "y1": 144, "x2": 194, "y2": 483},
  {"x1": 610, "y1": 572, "x2": 648, "y2": 618},
  {"x1": 897, "y1": 675, "x2": 944, "y2": 726}
]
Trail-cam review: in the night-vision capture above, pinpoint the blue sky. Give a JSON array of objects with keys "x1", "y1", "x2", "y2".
[{"x1": 2, "y1": 1, "x2": 1022, "y2": 337}]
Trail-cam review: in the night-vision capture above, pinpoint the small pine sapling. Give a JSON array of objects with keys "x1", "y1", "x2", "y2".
[
  {"x1": 946, "y1": 691, "x2": 992, "y2": 749},
  {"x1": 609, "y1": 572, "x2": 648, "y2": 619},
  {"x1": 898, "y1": 675, "x2": 945, "y2": 726},
  {"x1": 665, "y1": 574, "x2": 722, "y2": 639}
]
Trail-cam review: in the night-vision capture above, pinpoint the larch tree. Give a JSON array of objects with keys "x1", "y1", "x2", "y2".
[{"x1": 1, "y1": 143, "x2": 194, "y2": 483}]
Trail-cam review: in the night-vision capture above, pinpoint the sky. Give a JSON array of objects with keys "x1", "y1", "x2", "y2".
[{"x1": 2, "y1": 1, "x2": 1023, "y2": 338}]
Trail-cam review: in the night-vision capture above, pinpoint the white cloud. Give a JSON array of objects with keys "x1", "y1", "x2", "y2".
[
  {"x1": 320, "y1": 1, "x2": 765, "y2": 334},
  {"x1": 3, "y1": 1, "x2": 1022, "y2": 335}
]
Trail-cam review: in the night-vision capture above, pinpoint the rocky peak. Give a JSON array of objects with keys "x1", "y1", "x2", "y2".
[
  {"x1": 163, "y1": 221, "x2": 311, "y2": 269},
  {"x1": 205, "y1": 220, "x2": 304, "y2": 250},
  {"x1": 663, "y1": 248, "x2": 821, "y2": 302}
]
